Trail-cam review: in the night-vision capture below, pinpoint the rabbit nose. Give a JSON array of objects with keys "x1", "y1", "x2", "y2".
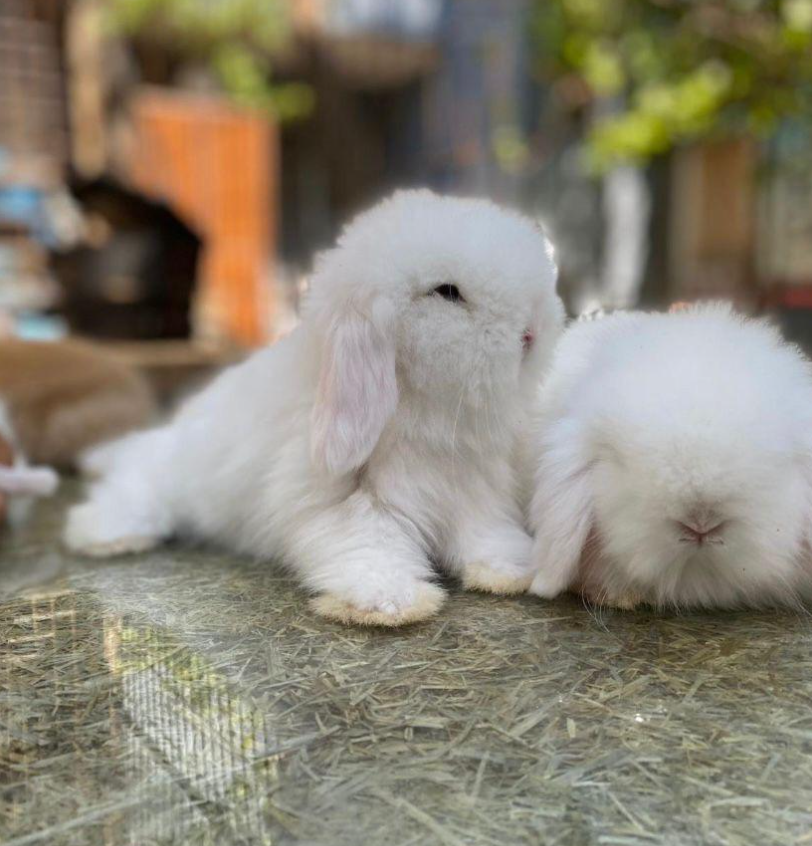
[
  {"x1": 522, "y1": 330, "x2": 534, "y2": 352},
  {"x1": 676, "y1": 518, "x2": 726, "y2": 544}
]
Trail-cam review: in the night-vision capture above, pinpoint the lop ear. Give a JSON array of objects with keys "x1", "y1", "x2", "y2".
[
  {"x1": 528, "y1": 419, "x2": 595, "y2": 598},
  {"x1": 311, "y1": 305, "x2": 398, "y2": 476}
]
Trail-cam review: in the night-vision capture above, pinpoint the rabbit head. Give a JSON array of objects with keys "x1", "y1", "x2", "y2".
[
  {"x1": 305, "y1": 190, "x2": 563, "y2": 475},
  {"x1": 531, "y1": 305, "x2": 812, "y2": 609}
]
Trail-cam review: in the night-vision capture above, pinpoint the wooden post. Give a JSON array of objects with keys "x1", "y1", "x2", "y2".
[
  {"x1": 669, "y1": 139, "x2": 757, "y2": 304},
  {"x1": 65, "y1": 0, "x2": 108, "y2": 178}
]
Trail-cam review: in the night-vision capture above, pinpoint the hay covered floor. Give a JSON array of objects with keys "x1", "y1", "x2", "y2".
[{"x1": 3, "y1": 487, "x2": 812, "y2": 846}]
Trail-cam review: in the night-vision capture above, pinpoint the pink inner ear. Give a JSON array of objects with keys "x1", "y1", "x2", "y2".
[{"x1": 312, "y1": 312, "x2": 398, "y2": 476}]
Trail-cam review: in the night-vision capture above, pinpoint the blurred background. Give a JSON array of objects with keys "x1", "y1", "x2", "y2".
[{"x1": 3, "y1": 0, "x2": 812, "y2": 388}]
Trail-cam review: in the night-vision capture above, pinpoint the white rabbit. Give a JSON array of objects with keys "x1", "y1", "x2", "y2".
[
  {"x1": 527, "y1": 303, "x2": 812, "y2": 610},
  {"x1": 65, "y1": 190, "x2": 564, "y2": 625}
]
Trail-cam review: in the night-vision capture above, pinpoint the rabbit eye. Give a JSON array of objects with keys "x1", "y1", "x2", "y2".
[{"x1": 432, "y1": 283, "x2": 465, "y2": 304}]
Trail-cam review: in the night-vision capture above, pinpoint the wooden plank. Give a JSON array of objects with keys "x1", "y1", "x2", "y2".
[{"x1": 128, "y1": 88, "x2": 278, "y2": 346}]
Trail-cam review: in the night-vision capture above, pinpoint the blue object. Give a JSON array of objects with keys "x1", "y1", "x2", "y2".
[
  {"x1": 0, "y1": 185, "x2": 63, "y2": 248},
  {"x1": 15, "y1": 313, "x2": 68, "y2": 342},
  {"x1": 329, "y1": 0, "x2": 442, "y2": 40}
]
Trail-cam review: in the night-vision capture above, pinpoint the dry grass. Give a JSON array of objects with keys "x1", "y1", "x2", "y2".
[{"x1": 3, "y1": 487, "x2": 812, "y2": 845}]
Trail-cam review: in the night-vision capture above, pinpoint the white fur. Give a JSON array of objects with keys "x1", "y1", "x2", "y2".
[
  {"x1": 527, "y1": 303, "x2": 812, "y2": 609},
  {"x1": 0, "y1": 400, "x2": 59, "y2": 524},
  {"x1": 0, "y1": 465, "x2": 58, "y2": 497},
  {"x1": 65, "y1": 190, "x2": 564, "y2": 625}
]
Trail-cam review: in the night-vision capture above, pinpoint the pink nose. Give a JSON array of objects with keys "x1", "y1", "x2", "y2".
[
  {"x1": 522, "y1": 330, "x2": 534, "y2": 352},
  {"x1": 677, "y1": 520, "x2": 725, "y2": 544}
]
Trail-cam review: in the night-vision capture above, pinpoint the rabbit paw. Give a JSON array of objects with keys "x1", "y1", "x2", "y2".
[
  {"x1": 581, "y1": 586, "x2": 646, "y2": 611},
  {"x1": 64, "y1": 501, "x2": 161, "y2": 557},
  {"x1": 528, "y1": 567, "x2": 572, "y2": 600},
  {"x1": 310, "y1": 581, "x2": 446, "y2": 627},
  {"x1": 69, "y1": 535, "x2": 160, "y2": 558},
  {"x1": 461, "y1": 560, "x2": 535, "y2": 595},
  {"x1": 457, "y1": 522, "x2": 534, "y2": 595}
]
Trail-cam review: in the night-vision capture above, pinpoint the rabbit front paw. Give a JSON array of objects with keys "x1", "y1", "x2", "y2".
[
  {"x1": 528, "y1": 567, "x2": 572, "y2": 599},
  {"x1": 64, "y1": 501, "x2": 162, "y2": 557},
  {"x1": 456, "y1": 523, "x2": 535, "y2": 595},
  {"x1": 310, "y1": 580, "x2": 446, "y2": 627},
  {"x1": 461, "y1": 559, "x2": 535, "y2": 595}
]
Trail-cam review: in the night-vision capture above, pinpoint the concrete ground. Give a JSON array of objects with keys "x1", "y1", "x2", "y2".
[{"x1": 2, "y1": 485, "x2": 812, "y2": 846}]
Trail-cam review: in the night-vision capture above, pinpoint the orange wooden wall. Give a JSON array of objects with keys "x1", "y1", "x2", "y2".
[{"x1": 128, "y1": 87, "x2": 277, "y2": 346}]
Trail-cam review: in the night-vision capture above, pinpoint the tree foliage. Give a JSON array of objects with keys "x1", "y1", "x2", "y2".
[
  {"x1": 107, "y1": 0, "x2": 313, "y2": 120},
  {"x1": 531, "y1": 0, "x2": 812, "y2": 169}
]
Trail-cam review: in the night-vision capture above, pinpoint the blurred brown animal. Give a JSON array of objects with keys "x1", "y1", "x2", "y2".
[{"x1": 0, "y1": 339, "x2": 156, "y2": 469}]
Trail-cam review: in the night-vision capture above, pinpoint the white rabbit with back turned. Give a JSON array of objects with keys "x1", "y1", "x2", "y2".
[
  {"x1": 65, "y1": 190, "x2": 564, "y2": 626},
  {"x1": 527, "y1": 303, "x2": 812, "y2": 610}
]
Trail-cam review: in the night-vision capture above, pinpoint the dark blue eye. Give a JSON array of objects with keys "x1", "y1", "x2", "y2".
[{"x1": 432, "y1": 283, "x2": 464, "y2": 303}]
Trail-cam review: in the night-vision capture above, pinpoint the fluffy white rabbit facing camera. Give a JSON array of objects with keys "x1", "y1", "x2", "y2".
[
  {"x1": 66, "y1": 190, "x2": 564, "y2": 626},
  {"x1": 527, "y1": 303, "x2": 812, "y2": 610}
]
